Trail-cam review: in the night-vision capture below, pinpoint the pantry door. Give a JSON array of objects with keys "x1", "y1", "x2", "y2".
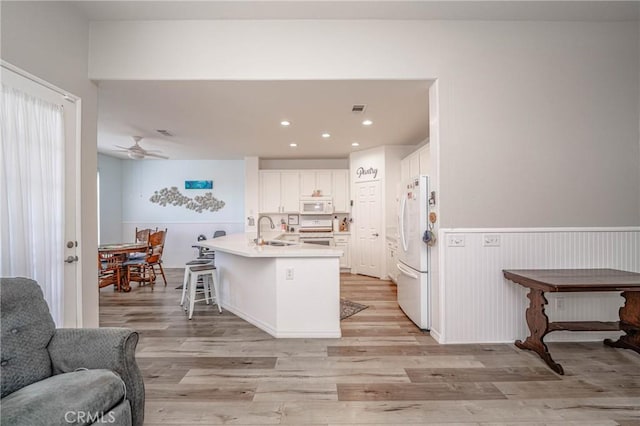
[{"x1": 354, "y1": 180, "x2": 382, "y2": 278}]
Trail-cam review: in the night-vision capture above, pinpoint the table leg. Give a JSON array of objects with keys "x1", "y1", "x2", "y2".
[
  {"x1": 120, "y1": 265, "x2": 131, "y2": 292},
  {"x1": 515, "y1": 288, "x2": 564, "y2": 375},
  {"x1": 604, "y1": 291, "x2": 640, "y2": 353}
]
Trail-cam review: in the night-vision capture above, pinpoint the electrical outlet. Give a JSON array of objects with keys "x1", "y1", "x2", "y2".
[
  {"x1": 447, "y1": 234, "x2": 465, "y2": 247},
  {"x1": 482, "y1": 234, "x2": 501, "y2": 247},
  {"x1": 555, "y1": 297, "x2": 565, "y2": 311},
  {"x1": 286, "y1": 268, "x2": 294, "y2": 280}
]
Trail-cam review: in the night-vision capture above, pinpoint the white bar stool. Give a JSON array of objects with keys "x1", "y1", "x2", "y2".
[
  {"x1": 180, "y1": 259, "x2": 213, "y2": 306},
  {"x1": 185, "y1": 264, "x2": 222, "y2": 320}
]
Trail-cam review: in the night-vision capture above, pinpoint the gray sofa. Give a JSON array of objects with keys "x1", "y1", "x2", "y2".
[{"x1": 0, "y1": 277, "x2": 144, "y2": 426}]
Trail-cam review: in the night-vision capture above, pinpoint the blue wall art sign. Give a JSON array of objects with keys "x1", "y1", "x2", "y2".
[{"x1": 185, "y1": 180, "x2": 213, "y2": 190}]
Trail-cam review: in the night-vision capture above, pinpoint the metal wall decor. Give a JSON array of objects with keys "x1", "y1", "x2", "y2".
[{"x1": 149, "y1": 187, "x2": 225, "y2": 213}]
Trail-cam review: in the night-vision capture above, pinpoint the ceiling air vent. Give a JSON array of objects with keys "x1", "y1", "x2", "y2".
[
  {"x1": 156, "y1": 129, "x2": 173, "y2": 137},
  {"x1": 351, "y1": 104, "x2": 366, "y2": 113}
]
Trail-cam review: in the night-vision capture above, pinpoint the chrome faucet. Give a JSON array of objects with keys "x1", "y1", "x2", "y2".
[{"x1": 255, "y1": 215, "x2": 275, "y2": 245}]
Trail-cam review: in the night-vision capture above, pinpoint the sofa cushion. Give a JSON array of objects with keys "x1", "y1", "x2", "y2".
[
  {"x1": 0, "y1": 369, "x2": 126, "y2": 426},
  {"x1": 0, "y1": 277, "x2": 55, "y2": 398}
]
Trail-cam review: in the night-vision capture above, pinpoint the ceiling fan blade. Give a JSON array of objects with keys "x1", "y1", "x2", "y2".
[
  {"x1": 144, "y1": 152, "x2": 169, "y2": 159},
  {"x1": 114, "y1": 145, "x2": 133, "y2": 150}
]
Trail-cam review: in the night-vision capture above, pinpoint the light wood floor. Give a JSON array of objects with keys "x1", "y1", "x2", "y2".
[{"x1": 99, "y1": 269, "x2": 640, "y2": 425}]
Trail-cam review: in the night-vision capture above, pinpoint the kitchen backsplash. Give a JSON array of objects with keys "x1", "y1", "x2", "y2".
[{"x1": 261, "y1": 213, "x2": 351, "y2": 233}]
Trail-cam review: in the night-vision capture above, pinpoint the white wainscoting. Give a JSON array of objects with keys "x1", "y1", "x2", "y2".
[
  {"x1": 435, "y1": 228, "x2": 640, "y2": 344},
  {"x1": 122, "y1": 222, "x2": 244, "y2": 268}
]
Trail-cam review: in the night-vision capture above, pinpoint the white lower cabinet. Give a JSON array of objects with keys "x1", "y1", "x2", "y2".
[
  {"x1": 334, "y1": 234, "x2": 351, "y2": 269},
  {"x1": 386, "y1": 239, "x2": 398, "y2": 283}
]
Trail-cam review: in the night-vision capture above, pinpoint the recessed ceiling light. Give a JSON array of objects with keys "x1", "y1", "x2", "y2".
[
  {"x1": 351, "y1": 142, "x2": 360, "y2": 147},
  {"x1": 362, "y1": 119, "x2": 373, "y2": 126},
  {"x1": 321, "y1": 133, "x2": 331, "y2": 138},
  {"x1": 281, "y1": 121, "x2": 291, "y2": 126},
  {"x1": 289, "y1": 143, "x2": 297, "y2": 147}
]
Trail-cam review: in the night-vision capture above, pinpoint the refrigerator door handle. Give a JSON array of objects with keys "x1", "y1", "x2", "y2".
[
  {"x1": 396, "y1": 262, "x2": 418, "y2": 279},
  {"x1": 399, "y1": 197, "x2": 408, "y2": 252}
]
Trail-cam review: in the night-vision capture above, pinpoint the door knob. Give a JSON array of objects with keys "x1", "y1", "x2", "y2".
[
  {"x1": 64, "y1": 255, "x2": 79, "y2": 264},
  {"x1": 372, "y1": 233, "x2": 379, "y2": 237}
]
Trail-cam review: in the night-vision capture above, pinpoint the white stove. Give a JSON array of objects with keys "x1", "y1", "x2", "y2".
[{"x1": 299, "y1": 217, "x2": 334, "y2": 246}]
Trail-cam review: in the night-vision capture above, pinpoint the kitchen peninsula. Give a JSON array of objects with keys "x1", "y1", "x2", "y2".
[{"x1": 199, "y1": 233, "x2": 343, "y2": 338}]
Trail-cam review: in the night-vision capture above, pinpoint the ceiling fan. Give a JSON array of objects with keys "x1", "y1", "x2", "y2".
[{"x1": 114, "y1": 136, "x2": 169, "y2": 160}]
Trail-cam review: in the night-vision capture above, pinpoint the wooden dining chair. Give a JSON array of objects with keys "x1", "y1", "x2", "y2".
[
  {"x1": 135, "y1": 227, "x2": 152, "y2": 244},
  {"x1": 98, "y1": 252, "x2": 122, "y2": 292},
  {"x1": 126, "y1": 229, "x2": 168, "y2": 288}
]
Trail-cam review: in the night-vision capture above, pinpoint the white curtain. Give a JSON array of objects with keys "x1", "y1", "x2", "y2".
[{"x1": 0, "y1": 84, "x2": 65, "y2": 325}]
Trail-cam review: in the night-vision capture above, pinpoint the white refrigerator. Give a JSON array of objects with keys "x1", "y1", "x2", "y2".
[{"x1": 397, "y1": 175, "x2": 430, "y2": 330}]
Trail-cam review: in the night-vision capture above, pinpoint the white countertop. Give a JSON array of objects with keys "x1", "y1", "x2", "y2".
[{"x1": 198, "y1": 232, "x2": 343, "y2": 258}]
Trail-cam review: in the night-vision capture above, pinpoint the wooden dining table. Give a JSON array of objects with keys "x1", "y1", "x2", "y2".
[{"x1": 98, "y1": 242, "x2": 149, "y2": 292}]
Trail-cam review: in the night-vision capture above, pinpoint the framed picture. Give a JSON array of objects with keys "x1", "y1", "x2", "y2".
[
  {"x1": 288, "y1": 214, "x2": 299, "y2": 225},
  {"x1": 185, "y1": 180, "x2": 213, "y2": 190}
]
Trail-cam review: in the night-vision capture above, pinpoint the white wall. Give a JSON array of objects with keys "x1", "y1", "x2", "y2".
[
  {"x1": 120, "y1": 159, "x2": 245, "y2": 266},
  {"x1": 1, "y1": 1, "x2": 100, "y2": 326},
  {"x1": 245, "y1": 156, "x2": 259, "y2": 233},
  {"x1": 88, "y1": 19, "x2": 640, "y2": 228},
  {"x1": 97, "y1": 154, "x2": 123, "y2": 244}
]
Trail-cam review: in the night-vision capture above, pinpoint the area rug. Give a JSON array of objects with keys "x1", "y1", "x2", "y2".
[{"x1": 340, "y1": 298, "x2": 368, "y2": 320}]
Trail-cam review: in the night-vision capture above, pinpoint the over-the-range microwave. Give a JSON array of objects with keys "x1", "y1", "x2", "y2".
[{"x1": 299, "y1": 197, "x2": 334, "y2": 215}]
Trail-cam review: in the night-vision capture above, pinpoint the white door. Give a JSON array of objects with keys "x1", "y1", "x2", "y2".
[
  {"x1": 1, "y1": 64, "x2": 81, "y2": 327},
  {"x1": 354, "y1": 181, "x2": 382, "y2": 278}
]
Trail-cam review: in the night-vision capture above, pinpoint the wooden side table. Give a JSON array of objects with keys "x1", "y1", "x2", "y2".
[{"x1": 503, "y1": 268, "x2": 640, "y2": 375}]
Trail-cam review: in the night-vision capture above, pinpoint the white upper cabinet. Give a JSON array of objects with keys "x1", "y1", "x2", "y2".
[
  {"x1": 418, "y1": 145, "x2": 430, "y2": 175},
  {"x1": 401, "y1": 144, "x2": 430, "y2": 181},
  {"x1": 316, "y1": 171, "x2": 333, "y2": 196},
  {"x1": 409, "y1": 151, "x2": 420, "y2": 179},
  {"x1": 260, "y1": 169, "x2": 348, "y2": 213},
  {"x1": 259, "y1": 170, "x2": 300, "y2": 213},
  {"x1": 299, "y1": 170, "x2": 333, "y2": 197},
  {"x1": 259, "y1": 171, "x2": 282, "y2": 213},
  {"x1": 400, "y1": 156, "x2": 411, "y2": 181},
  {"x1": 280, "y1": 171, "x2": 300, "y2": 212},
  {"x1": 332, "y1": 170, "x2": 350, "y2": 213}
]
